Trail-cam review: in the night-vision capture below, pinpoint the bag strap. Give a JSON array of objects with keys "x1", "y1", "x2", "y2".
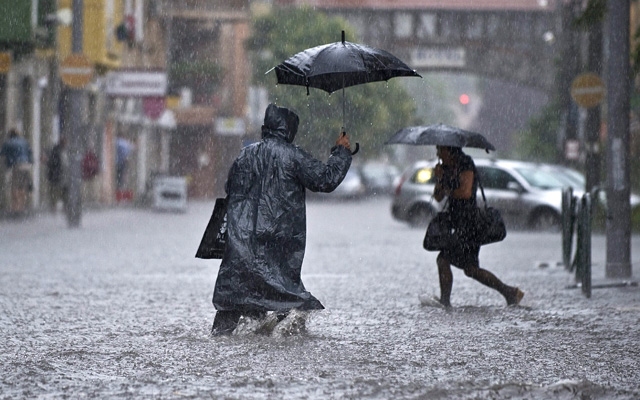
[
  {"x1": 434, "y1": 162, "x2": 486, "y2": 212},
  {"x1": 443, "y1": 196, "x2": 451, "y2": 212},
  {"x1": 431, "y1": 192, "x2": 451, "y2": 212},
  {"x1": 474, "y1": 167, "x2": 489, "y2": 210}
]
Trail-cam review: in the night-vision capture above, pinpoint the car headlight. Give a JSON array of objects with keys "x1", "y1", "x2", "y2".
[{"x1": 415, "y1": 168, "x2": 433, "y2": 184}]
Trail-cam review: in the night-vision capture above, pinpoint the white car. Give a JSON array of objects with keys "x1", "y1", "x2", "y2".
[
  {"x1": 319, "y1": 167, "x2": 366, "y2": 200},
  {"x1": 391, "y1": 158, "x2": 593, "y2": 230}
]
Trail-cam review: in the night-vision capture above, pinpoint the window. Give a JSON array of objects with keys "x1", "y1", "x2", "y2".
[{"x1": 477, "y1": 167, "x2": 517, "y2": 190}]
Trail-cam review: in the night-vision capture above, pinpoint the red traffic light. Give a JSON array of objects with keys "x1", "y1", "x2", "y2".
[{"x1": 459, "y1": 94, "x2": 470, "y2": 105}]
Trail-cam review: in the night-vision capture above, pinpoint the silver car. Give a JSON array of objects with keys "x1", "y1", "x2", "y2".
[{"x1": 391, "y1": 158, "x2": 589, "y2": 230}]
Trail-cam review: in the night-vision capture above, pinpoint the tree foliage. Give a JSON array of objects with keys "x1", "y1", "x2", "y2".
[
  {"x1": 511, "y1": 102, "x2": 561, "y2": 163},
  {"x1": 571, "y1": 0, "x2": 606, "y2": 28},
  {"x1": 246, "y1": 6, "x2": 418, "y2": 159}
]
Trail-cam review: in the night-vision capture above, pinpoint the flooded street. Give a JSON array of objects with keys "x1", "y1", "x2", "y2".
[{"x1": 1, "y1": 198, "x2": 640, "y2": 399}]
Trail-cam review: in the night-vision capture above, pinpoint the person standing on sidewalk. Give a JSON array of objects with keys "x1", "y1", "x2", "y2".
[
  {"x1": 0, "y1": 128, "x2": 33, "y2": 216},
  {"x1": 210, "y1": 103, "x2": 353, "y2": 336},
  {"x1": 432, "y1": 145, "x2": 524, "y2": 307},
  {"x1": 116, "y1": 137, "x2": 134, "y2": 188},
  {"x1": 45, "y1": 137, "x2": 70, "y2": 213}
]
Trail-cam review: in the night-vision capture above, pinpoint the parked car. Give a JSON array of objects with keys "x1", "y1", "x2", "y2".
[
  {"x1": 391, "y1": 158, "x2": 592, "y2": 230},
  {"x1": 542, "y1": 164, "x2": 640, "y2": 210},
  {"x1": 322, "y1": 167, "x2": 367, "y2": 200},
  {"x1": 359, "y1": 162, "x2": 400, "y2": 196},
  {"x1": 391, "y1": 159, "x2": 443, "y2": 227}
]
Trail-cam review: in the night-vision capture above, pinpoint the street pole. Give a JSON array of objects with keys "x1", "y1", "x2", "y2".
[
  {"x1": 0, "y1": 73, "x2": 5, "y2": 133},
  {"x1": 66, "y1": 0, "x2": 83, "y2": 227},
  {"x1": 559, "y1": 0, "x2": 581, "y2": 165},
  {"x1": 605, "y1": 0, "x2": 631, "y2": 278},
  {"x1": 584, "y1": 20, "x2": 603, "y2": 192}
]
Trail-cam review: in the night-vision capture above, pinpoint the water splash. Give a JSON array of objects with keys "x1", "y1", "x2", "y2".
[{"x1": 232, "y1": 310, "x2": 309, "y2": 337}]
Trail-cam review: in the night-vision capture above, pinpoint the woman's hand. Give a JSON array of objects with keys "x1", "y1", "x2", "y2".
[
  {"x1": 433, "y1": 164, "x2": 447, "y2": 202},
  {"x1": 434, "y1": 163, "x2": 444, "y2": 180}
]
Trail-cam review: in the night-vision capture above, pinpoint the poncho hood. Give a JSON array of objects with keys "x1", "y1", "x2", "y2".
[{"x1": 262, "y1": 103, "x2": 299, "y2": 143}]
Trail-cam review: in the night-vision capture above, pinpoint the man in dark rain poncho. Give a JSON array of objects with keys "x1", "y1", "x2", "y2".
[{"x1": 211, "y1": 103, "x2": 352, "y2": 336}]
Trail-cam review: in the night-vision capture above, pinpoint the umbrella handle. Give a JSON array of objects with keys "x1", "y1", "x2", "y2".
[{"x1": 341, "y1": 129, "x2": 359, "y2": 155}]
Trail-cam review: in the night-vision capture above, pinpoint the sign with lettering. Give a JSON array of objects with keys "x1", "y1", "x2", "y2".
[
  {"x1": 411, "y1": 47, "x2": 466, "y2": 69},
  {"x1": 105, "y1": 70, "x2": 167, "y2": 97}
]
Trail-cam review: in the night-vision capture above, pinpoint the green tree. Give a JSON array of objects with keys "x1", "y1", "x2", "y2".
[
  {"x1": 246, "y1": 6, "x2": 418, "y2": 159},
  {"x1": 511, "y1": 101, "x2": 561, "y2": 163},
  {"x1": 512, "y1": 0, "x2": 605, "y2": 165}
]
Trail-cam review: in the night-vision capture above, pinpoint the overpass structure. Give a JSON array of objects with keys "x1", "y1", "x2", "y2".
[{"x1": 282, "y1": 0, "x2": 561, "y2": 94}]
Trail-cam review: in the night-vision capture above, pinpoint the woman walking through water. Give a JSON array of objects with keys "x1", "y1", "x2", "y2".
[{"x1": 432, "y1": 145, "x2": 524, "y2": 308}]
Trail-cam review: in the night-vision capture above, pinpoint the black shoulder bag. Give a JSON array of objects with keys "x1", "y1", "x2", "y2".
[
  {"x1": 423, "y1": 172, "x2": 506, "y2": 251},
  {"x1": 423, "y1": 210, "x2": 454, "y2": 251},
  {"x1": 475, "y1": 178, "x2": 507, "y2": 245},
  {"x1": 423, "y1": 196, "x2": 456, "y2": 251},
  {"x1": 195, "y1": 197, "x2": 228, "y2": 259}
]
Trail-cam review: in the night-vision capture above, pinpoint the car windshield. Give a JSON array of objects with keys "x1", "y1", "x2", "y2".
[
  {"x1": 554, "y1": 167, "x2": 585, "y2": 189},
  {"x1": 514, "y1": 166, "x2": 569, "y2": 190}
]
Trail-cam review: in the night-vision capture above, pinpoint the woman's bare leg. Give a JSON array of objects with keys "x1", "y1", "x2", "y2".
[
  {"x1": 436, "y1": 253, "x2": 453, "y2": 307},
  {"x1": 464, "y1": 266, "x2": 524, "y2": 305}
]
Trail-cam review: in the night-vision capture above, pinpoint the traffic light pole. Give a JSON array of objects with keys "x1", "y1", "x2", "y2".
[
  {"x1": 66, "y1": 0, "x2": 83, "y2": 227},
  {"x1": 605, "y1": 0, "x2": 631, "y2": 278}
]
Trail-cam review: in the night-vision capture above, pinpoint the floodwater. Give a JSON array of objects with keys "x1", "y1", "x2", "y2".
[{"x1": 1, "y1": 198, "x2": 639, "y2": 399}]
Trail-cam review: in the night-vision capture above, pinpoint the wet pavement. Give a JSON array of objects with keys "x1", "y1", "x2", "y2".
[{"x1": 1, "y1": 198, "x2": 639, "y2": 399}]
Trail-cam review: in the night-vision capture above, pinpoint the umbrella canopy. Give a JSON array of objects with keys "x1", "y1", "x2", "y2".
[
  {"x1": 385, "y1": 123, "x2": 496, "y2": 151},
  {"x1": 270, "y1": 31, "x2": 421, "y2": 94}
]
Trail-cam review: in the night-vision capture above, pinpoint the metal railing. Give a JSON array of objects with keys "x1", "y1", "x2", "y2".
[{"x1": 562, "y1": 187, "x2": 592, "y2": 298}]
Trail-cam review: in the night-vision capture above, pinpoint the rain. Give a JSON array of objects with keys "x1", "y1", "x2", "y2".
[{"x1": 1, "y1": 1, "x2": 639, "y2": 399}]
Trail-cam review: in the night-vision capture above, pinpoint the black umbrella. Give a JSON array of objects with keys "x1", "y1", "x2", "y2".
[
  {"x1": 268, "y1": 31, "x2": 421, "y2": 134},
  {"x1": 385, "y1": 123, "x2": 496, "y2": 152}
]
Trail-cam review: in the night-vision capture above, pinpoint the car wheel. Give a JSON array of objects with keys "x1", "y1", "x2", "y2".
[
  {"x1": 408, "y1": 205, "x2": 434, "y2": 227},
  {"x1": 529, "y1": 208, "x2": 561, "y2": 231}
]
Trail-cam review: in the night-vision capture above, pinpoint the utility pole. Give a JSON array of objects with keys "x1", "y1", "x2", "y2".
[
  {"x1": 605, "y1": 0, "x2": 631, "y2": 278},
  {"x1": 0, "y1": 72, "x2": 5, "y2": 134},
  {"x1": 66, "y1": 0, "x2": 83, "y2": 227},
  {"x1": 0, "y1": 52, "x2": 8, "y2": 141},
  {"x1": 559, "y1": 0, "x2": 581, "y2": 166},
  {"x1": 584, "y1": 17, "x2": 603, "y2": 192}
]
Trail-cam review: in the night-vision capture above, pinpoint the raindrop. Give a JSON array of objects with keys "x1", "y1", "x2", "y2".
[{"x1": 543, "y1": 31, "x2": 555, "y2": 44}]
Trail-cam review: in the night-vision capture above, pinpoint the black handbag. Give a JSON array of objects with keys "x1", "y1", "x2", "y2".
[
  {"x1": 476, "y1": 180, "x2": 507, "y2": 245},
  {"x1": 195, "y1": 197, "x2": 228, "y2": 259},
  {"x1": 423, "y1": 172, "x2": 506, "y2": 250},
  {"x1": 423, "y1": 210, "x2": 456, "y2": 251}
]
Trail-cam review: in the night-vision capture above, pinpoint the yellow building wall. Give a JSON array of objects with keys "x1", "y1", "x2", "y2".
[{"x1": 57, "y1": 0, "x2": 124, "y2": 71}]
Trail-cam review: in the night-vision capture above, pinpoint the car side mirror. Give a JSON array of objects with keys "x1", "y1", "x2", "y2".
[{"x1": 507, "y1": 181, "x2": 524, "y2": 193}]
